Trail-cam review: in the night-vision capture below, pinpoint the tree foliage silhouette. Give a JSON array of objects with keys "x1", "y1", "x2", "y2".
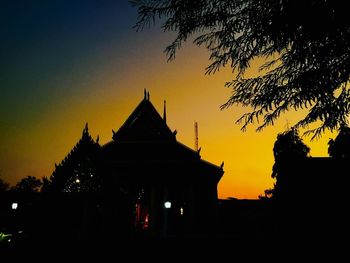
[
  {"x1": 12, "y1": 176, "x2": 42, "y2": 193},
  {"x1": 0, "y1": 178, "x2": 9, "y2": 193},
  {"x1": 328, "y1": 126, "x2": 350, "y2": 159},
  {"x1": 270, "y1": 129, "x2": 310, "y2": 199},
  {"x1": 132, "y1": 0, "x2": 350, "y2": 137}
]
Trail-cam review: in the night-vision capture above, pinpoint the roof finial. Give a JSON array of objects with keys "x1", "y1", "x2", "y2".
[
  {"x1": 84, "y1": 123, "x2": 88, "y2": 134},
  {"x1": 147, "y1": 91, "x2": 150, "y2": 101},
  {"x1": 144, "y1": 89, "x2": 147, "y2": 100},
  {"x1": 163, "y1": 100, "x2": 167, "y2": 124},
  {"x1": 220, "y1": 161, "x2": 224, "y2": 169}
]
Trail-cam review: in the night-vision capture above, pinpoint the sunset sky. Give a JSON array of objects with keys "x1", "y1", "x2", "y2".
[{"x1": 0, "y1": 0, "x2": 335, "y2": 199}]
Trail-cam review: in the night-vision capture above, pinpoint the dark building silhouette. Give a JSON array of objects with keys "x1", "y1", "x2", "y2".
[
  {"x1": 0, "y1": 92, "x2": 224, "y2": 247},
  {"x1": 100, "y1": 91, "x2": 224, "y2": 238},
  {"x1": 268, "y1": 156, "x2": 349, "y2": 242},
  {"x1": 6, "y1": 91, "x2": 223, "y2": 243},
  {"x1": 46, "y1": 123, "x2": 101, "y2": 193}
]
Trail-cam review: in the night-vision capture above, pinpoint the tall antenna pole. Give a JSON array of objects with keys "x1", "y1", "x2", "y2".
[
  {"x1": 194, "y1": 122, "x2": 198, "y2": 151},
  {"x1": 163, "y1": 100, "x2": 167, "y2": 124}
]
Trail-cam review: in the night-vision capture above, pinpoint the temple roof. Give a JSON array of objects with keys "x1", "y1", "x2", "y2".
[
  {"x1": 49, "y1": 123, "x2": 101, "y2": 192},
  {"x1": 112, "y1": 92, "x2": 175, "y2": 142},
  {"x1": 103, "y1": 91, "x2": 224, "y2": 181}
]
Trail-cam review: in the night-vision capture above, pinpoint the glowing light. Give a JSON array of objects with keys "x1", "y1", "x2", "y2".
[
  {"x1": 0, "y1": 232, "x2": 12, "y2": 242},
  {"x1": 11, "y1": 203, "x2": 18, "y2": 210},
  {"x1": 164, "y1": 201, "x2": 171, "y2": 209},
  {"x1": 75, "y1": 179, "x2": 80, "y2": 183},
  {"x1": 180, "y1": 207, "x2": 184, "y2": 215}
]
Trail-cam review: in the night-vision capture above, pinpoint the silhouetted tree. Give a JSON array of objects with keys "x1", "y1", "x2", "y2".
[
  {"x1": 46, "y1": 123, "x2": 101, "y2": 193},
  {"x1": 270, "y1": 129, "x2": 310, "y2": 199},
  {"x1": 0, "y1": 178, "x2": 9, "y2": 193},
  {"x1": 132, "y1": 0, "x2": 350, "y2": 137},
  {"x1": 12, "y1": 176, "x2": 42, "y2": 193},
  {"x1": 328, "y1": 126, "x2": 350, "y2": 159},
  {"x1": 259, "y1": 188, "x2": 274, "y2": 200},
  {"x1": 41, "y1": 176, "x2": 51, "y2": 193}
]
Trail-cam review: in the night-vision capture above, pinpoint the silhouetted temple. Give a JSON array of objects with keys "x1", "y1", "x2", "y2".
[
  {"x1": 1, "y1": 89, "x2": 265, "y2": 244},
  {"x1": 100, "y1": 91, "x2": 224, "y2": 237},
  {"x1": 37, "y1": 91, "x2": 224, "y2": 240}
]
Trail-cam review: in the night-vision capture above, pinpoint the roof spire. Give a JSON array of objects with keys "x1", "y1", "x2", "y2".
[
  {"x1": 147, "y1": 91, "x2": 150, "y2": 101},
  {"x1": 84, "y1": 123, "x2": 89, "y2": 134},
  {"x1": 220, "y1": 161, "x2": 224, "y2": 169},
  {"x1": 163, "y1": 100, "x2": 167, "y2": 124},
  {"x1": 144, "y1": 89, "x2": 147, "y2": 100}
]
